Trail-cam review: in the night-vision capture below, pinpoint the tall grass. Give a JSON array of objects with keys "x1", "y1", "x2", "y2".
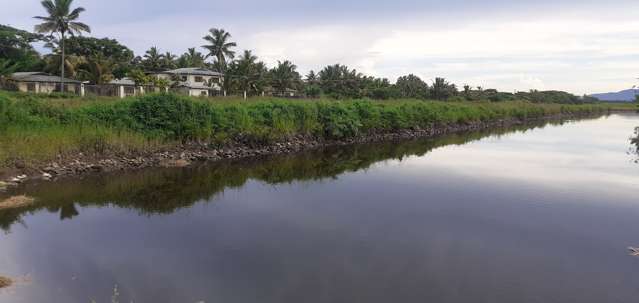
[{"x1": 0, "y1": 91, "x2": 610, "y2": 168}]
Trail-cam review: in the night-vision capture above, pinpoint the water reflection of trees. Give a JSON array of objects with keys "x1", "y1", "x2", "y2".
[{"x1": 0, "y1": 119, "x2": 576, "y2": 232}]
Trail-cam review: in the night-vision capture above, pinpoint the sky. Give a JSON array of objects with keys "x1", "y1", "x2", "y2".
[{"x1": 1, "y1": 0, "x2": 639, "y2": 95}]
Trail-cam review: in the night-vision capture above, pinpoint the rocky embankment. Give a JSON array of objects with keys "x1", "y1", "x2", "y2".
[{"x1": 0, "y1": 113, "x2": 602, "y2": 190}]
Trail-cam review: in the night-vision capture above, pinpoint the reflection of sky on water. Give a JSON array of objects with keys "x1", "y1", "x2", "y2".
[{"x1": 387, "y1": 114, "x2": 639, "y2": 196}]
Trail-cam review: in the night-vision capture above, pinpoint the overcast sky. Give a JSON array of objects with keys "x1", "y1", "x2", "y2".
[{"x1": 2, "y1": 0, "x2": 639, "y2": 95}]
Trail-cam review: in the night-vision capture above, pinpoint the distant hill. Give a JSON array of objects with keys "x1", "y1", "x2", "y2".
[{"x1": 589, "y1": 89, "x2": 637, "y2": 102}]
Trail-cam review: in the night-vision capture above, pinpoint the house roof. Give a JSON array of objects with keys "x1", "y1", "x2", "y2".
[
  {"x1": 156, "y1": 68, "x2": 223, "y2": 77},
  {"x1": 10, "y1": 72, "x2": 81, "y2": 84},
  {"x1": 109, "y1": 77, "x2": 136, "y2": 86}
]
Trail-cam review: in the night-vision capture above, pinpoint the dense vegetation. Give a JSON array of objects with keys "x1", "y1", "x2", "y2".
[
  {"x1": 0, "y1": 0, "x2": 598, "y2": 102},
  {"x1": 0, "y1": 91, "x2": 609, "y2": 168}
]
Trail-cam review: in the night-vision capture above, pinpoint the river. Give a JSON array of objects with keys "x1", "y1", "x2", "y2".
[{"x1": 1, "y1": 113, "x2": 638, "y2": 303}]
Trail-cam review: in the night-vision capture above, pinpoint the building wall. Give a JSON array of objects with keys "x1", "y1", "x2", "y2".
[
  {"x1": 14, "y1": 81, "x2": 79, "y2": 94},
  {"x1": 153, "y1": 73, "x2": 223, "y2": 91}
]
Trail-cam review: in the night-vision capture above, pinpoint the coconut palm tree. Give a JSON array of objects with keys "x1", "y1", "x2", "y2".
[
  {"x1": 77, "y1": 53, "x2": 116, "y2": 84},
  {"x1": 202, "y1": 28, "x2": 237, "y2": 71},
  {"x1": 34, "y1": 0, "x2": 90, "y2": 91},
  {"x1": 142, "y1": 47, "x2": 165, "y2": 72},
  {"x1": 178, "y1": 48, "x2": 206, "y2": 68},
  {"x1": 270, "y1": 60, "x2": 301, "y2": 95},
  {"x1": 163, "y1": 52, "x2": 177, "y2": 69},
  {"x1": 228, "y1": 50, "x2": 265, "y2": 99}
]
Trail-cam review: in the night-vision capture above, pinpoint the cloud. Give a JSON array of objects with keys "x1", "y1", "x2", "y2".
[{"x1": 3, "y1": 0, "x2": 639, "y2": 94}]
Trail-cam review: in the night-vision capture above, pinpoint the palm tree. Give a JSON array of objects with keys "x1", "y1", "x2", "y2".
[
  {"x1": 270, "y1": 60, "x2": 301, "y2": 95},
  {"x1": 77, "y1": 54, "x2": 115, "y2": 84},
  {"x1": 142, "y1": 47, "x2": 165, "y2": 72},
  {"x1": 178, "y1": 48, "x2": 205, "y2": 68},
  {"x1": 228, "y1": 50, "x2": 264, "y2": 99},
  {"x1": 202, "y1": 28, "x2": 237, "y2": 71},
  {"x1": 34, "y1": 0, "x2": 90, "y2": 92},
  {"x1": 163, "y1": 52, "x2": 177, "y2": 69},
  {"x1": 43, "y1": 52, "x2": 84, "y2": 78}
]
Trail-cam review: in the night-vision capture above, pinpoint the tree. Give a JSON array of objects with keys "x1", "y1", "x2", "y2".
[
  {"x1": 202, "y1": 28, "x2": 236, "y2": 71},
  {"x1": 396, "y1": 74, "x2": 429, "y2": 99},
  {"x1": 318, "y1": 64, "x2": 364, "y2": 99},
  {"x1": 227, "y1": 50, "x2": 265, "y2": 99},
  {"x1": 43, "y1": 50, "x2": 84, "y2": 79},
  {"x1": 34, "y1": 0, "x2": 91, "y2": 91},
  {"x1": 270, "y1": 60, "x2": 301, "y2": 95},
  {"x1": 77, "y1": 53, "x2": 115, "y2": 84},
  {"x1": 431, "y1": 77, "x2": 457, "y2": 100},
  {"x1": 64, "y1": 36, "x2": 134, "y2": 78},
  {"x1": 0, "y1": 25, "x2": 45, "y2": 71},
  {"x1": 160, "y1": 51, "x2": 178, "y2": 70},
  {"x1": 141, "y1": 47, "x2": 165, "y2": 72},
  {"x1": 304, "y1": 70, "x2": 321, "y2": 98},
  {"x1": 177, "y1": 48, "x2": 205, "y2": 68},
  {"x1": 0, "y1": 59, "x2": 21, "y2": 89}
]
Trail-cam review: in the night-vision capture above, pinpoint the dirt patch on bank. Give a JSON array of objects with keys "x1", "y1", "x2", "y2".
[
  {"x1": 0, "y1": 195, "x2": 35, "y2": 210},
  {"x1": 0, "y1": 276, "x2": 12, "y2": 289}
]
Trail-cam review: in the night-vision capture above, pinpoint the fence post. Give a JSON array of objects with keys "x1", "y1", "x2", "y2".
[
  {"x1": 80, "y1": 83, "x2": 85, "y2": 97},
  {"x1": 119, "y1": 86, "x2": 125, "y2": 98}
]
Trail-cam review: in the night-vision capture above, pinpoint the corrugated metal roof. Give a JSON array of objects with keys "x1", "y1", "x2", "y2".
[
  {"x1": 10, "y1": 72, "x2": 81, "y2": 84},
  {"x1": 156, "y1": 68, "x2": 223, "y2": 77}
]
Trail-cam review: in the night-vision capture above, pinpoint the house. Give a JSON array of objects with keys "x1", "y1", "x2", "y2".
[
  {"x1": 151, "y1": 68, "x2": 224, "y2": 97},
  {"x1": 7, "y1": 72, "x2": 83, "y2": 95}
]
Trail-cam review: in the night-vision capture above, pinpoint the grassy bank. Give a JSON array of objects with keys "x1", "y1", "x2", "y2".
[{"x1": 0, "y1": 91, "x2": 610, "y2": 170}]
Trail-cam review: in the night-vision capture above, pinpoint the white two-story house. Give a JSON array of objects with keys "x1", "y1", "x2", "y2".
[{"x1": 152, "y1": 68, "x2": 224, "y2": 97}]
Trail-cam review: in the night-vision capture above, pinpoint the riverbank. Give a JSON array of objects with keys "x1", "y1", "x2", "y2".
[{"x1": 0, "y1": 92, "x2": 611, "y2": 186}]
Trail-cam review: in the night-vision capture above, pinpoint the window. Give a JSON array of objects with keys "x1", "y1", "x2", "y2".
[
  {"x1": 194, "y1": 76, "x2": 204, "y2": 83},
  {"x1": 200, "y1": 91, "x2": 208, "y2": 96},
  {"x1": 181, "y1": 76, "x2": 187, "y2": 82},
  {"x1": 211, "y1": 77, "x2": 220, "y2": 84},
  {"x1": 27, "y1": 83, "x2": 36, "y2": 92}
]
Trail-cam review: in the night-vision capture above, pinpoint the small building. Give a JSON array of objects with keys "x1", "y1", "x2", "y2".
[
  {"x1": 8, "y1": 72, "x2": 83, "y2": 94},
  {"x1": 108, "y1": 77, "x2": 138, "y2": 97},
  {"x1": 151, "y1": 68, "x2": 224, "y2": 97}
]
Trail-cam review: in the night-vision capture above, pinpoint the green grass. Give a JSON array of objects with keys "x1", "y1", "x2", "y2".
[{"x1": 0, "y1": 91, "x2": 611, "y2": 169}]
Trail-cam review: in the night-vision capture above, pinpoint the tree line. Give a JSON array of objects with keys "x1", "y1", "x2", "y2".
[{"x1": 0, "y1": 0, "x2": 596, "y2": 103}]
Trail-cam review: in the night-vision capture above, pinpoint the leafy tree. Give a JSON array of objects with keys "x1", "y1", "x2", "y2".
[
  {"x1": 64, "y1": 36, "x2": 134, "y2": 78},
  {"x1": 128, "y1": 69, "x2": 152, "y2": 85},
  {"x1": 0, "y1": 59, "x2": 21, "y2": 89},
  {"x1": 77, "y1": 53, "x2": 115, "y2": 84},
  {"x1": 227, "y1": 50, "x2": 266, "y2": 98},
  {"x1": 177, "y1": 48, "x2": 206, "y2": 68},
  {"x1": 43, "y1": 50, "x2": 84, "y2": 78},
  {"x1": 0, "y1": 25, "x2": 45, "y2": 71},
  {"x1": 431, "y1": 77, "x2": 457, "y2": 100},
  {"x1": 34, "y1": 0, "x2": 91, "y2": 89},
  {"x1": 515, "y1": 90, "x2": 583, "y2": 104},
  {"x1": 163, "y1": 52, "x2": 177, "y2": 69},
  {"x1": 396, "y1": 74, "x2": 429, "y2": 99},
  {"x1": 202, "y1": 28, "x2": 236, "y2": 71},
  {"x1": 141, "y1": 47, "x2": 165, "y2": 72},
  {"x1": 270, "y1": 60, "x2": 301, "y2": 95},
  {"x1": 318, "y1": 64, "x2": 364, "y2": 99},
  {"x1": 306, "y1": 70, "x2": 318, "y2": 83}
]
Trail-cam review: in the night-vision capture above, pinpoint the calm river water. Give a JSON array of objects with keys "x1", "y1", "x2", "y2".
[{"x1": 1, "y1": 114, "x2": 638, "y2": 303}]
